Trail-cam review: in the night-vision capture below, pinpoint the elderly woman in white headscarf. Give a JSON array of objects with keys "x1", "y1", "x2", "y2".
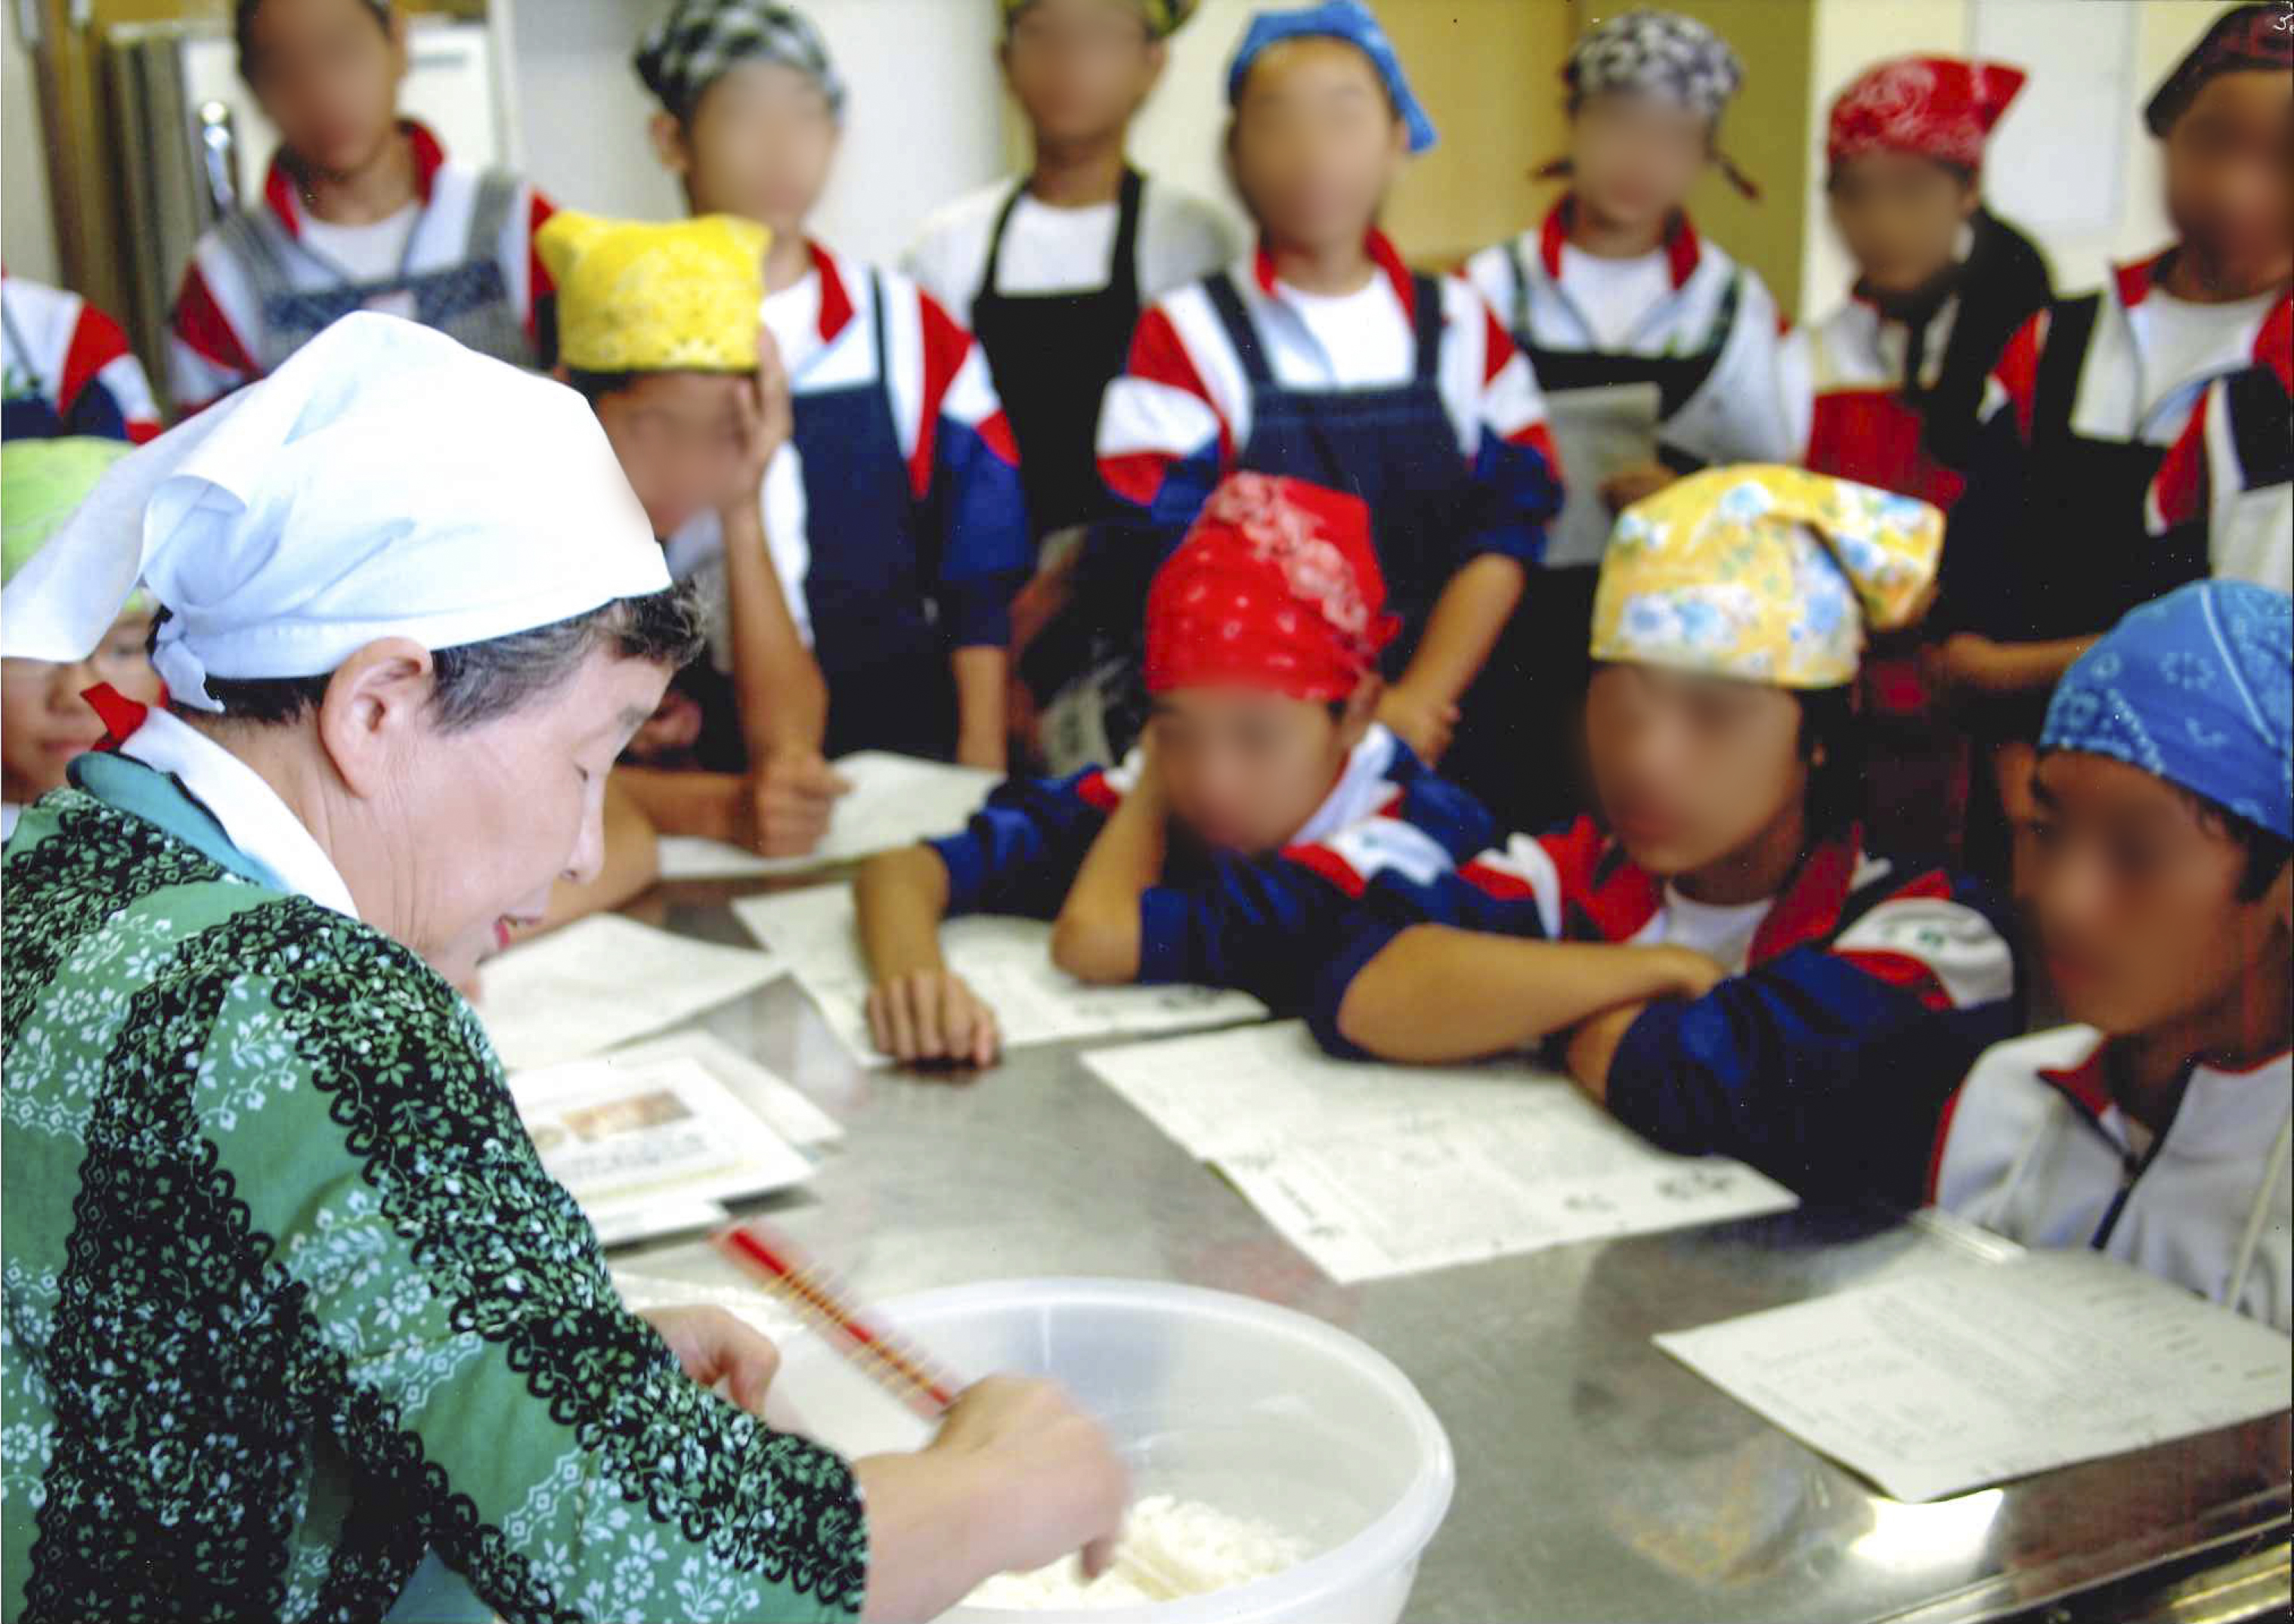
[{"x1": 0, "y1": 314, "x2": 1123, "y2": 1623}]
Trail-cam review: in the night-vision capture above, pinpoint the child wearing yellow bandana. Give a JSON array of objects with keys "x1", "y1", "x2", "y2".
[
  {"x1": 537, "y1": 208, "x2": 852, "y2": 861},
  {"x1": 1311, "y1": 466, "x2": 2024, "y2": 1209}
]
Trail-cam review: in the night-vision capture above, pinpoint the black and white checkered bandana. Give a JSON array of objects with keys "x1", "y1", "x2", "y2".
[
  {"x1": 635, "y1": 0, "x2": 846, "y2": 122},
  {"x1": 1566, "y1": 8, "x2": 1744, "y2": 119}
]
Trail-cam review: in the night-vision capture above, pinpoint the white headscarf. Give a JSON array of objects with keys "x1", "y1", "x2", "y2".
[{"x1": 0, "y1": 313, "x2": 670, "y2": 711}]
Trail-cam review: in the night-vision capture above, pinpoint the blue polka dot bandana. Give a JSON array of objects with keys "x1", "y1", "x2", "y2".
[{"x1": 2042, "y1": 581, "x2": 2292, "y2": 840}]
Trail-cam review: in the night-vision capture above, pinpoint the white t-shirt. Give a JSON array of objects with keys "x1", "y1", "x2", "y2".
[
  {"x1": 1275, "y1": 274, "x2": 1414, "y2": 385},
  {"x1": 904, "y1": 176, "x2": 1244, "y2": 332},
  {"x1": 1556, "y1": 244, "x2": 1674, "y2": 350},
  {"x1": 299, "y1": 200, "x2": 423, "y2": 283},
  {"x1": 1653, "y1": 886, "x2": 1773, "y2": 974},
  {"x1": 2131, "y1": 286, "x2": 2278, "y2": 419},
  {"x1": 760, "y1": 268, "x2": 825, "y2": 374}
]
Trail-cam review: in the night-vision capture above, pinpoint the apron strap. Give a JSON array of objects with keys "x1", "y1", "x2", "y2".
[
  {"x1": 1107, "y1": 168, "x2": 1147, "y2": 305},
  {"x1": 1409, "y1": 274, "x2": 1444, "y2": 386},
  {"x1": 1203, "y1": 271, "x2": 1275, "y2": 387},
  {"x1": 463, "y1": 169, "x2": 521, "y2": 266},
  {"x1": 974, "y1": 180, "x2": 1031, "y2": 313},
  {"x1": 1, "y1": 296, "x2": 48, "y2": 402},
  {"x1": 2225, "y1": 363, "x2": 2293, "y2": 490},
  {"x1": 2030, "y1": 293, "x2": 2101, "y2": 459},
  {"x1": 1506, "y1": 237, "x2": 1534, "y2": 345},
  {"x1": 866, "y1": 268, "x2": 925, "y2": 533}
]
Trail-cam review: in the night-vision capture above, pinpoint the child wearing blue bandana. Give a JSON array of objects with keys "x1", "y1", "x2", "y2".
[{"x1": 1933, "y1": 580, "x2": 2291, "y2": 1328}]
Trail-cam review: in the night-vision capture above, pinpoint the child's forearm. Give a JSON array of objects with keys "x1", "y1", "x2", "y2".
[
  {"x1": 1564, "y1": 1001, "x2": 1647, "y2": 1105},
  {"x1": 952, "y1": 645, "x2": 1011, "y2": 772},
  {"x1": 720, "y1": 500, "x2": 829, "y2": 765},
  {"x1": 611, "y1": 766, "x2": 743, "y2": 844},
  {"x1": 1335, "y1": 927, "x2": 1707, "y2": 1063},
  {"x1": 1929, "y1": 632, "x2": 2098, "y2": 709},
  {"x1": 856, "y1": 846, "x2": 955, "y2": 980},
  {"x1": 1049, "y1": 778, "x2": 1168, "y2": 985},
  {"x1": 1395, "y1": 555, "x2": 1527, "y2": 707}
]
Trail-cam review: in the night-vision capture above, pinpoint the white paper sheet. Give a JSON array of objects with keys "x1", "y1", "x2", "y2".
[
  {"x1": 732, "y1": 886, "x2": 1268, "y2": 1066},
  {"x1": 1543, "y1": 380, "x2": 1664, "y2": 568},
  {"x1": 653, "y1": 751, "x2": 1001, "y2": 880},
  {"x1": 1086, "y1": 1022, "x2": 1797, "y2": 1282},
  {"x1": 475, "y1": 914, "x2": 786, "y2": 1070},
  {"x1": 1655, "y1": 1247, "x2": 2294, "y2": 1503},
  {"x1": 510, "y1": 1053, "x2": 816, "y2": 1243},
  {"x1": 601, "y1": 1029, "x2": 844, "y2": 1146}
]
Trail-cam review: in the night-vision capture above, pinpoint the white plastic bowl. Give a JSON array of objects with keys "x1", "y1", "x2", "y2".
[{"x1": 766, "y1": 1277, "x2": 1456, "y2": 1624}]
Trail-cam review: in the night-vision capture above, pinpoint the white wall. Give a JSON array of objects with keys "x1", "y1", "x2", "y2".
[
  {"x1": 1126, "y1": 0, "x2": 1256, "y2": 220},
  {"x1": 1799, "y1": 0, "x2": 2227, "y2": 314},
  {"x1": 507, "y1": 0, "x2": 1009, "y2": 267},
  {"x1": 2, "y1": 7, "x2": 60, "y2": 283}
]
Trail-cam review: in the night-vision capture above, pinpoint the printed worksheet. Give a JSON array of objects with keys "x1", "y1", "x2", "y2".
[
  {"x1": 654, "y1": 752, "x2": 1001, "y2": 879},
  {"x1": 591, "y1": 1029, "x2": 844, "y2": 1147},
  {"x1": 1086, "y1": 1022, "x2": 1797, "y2": 1282},
  {"x1": 732, "y1": 887, "x2": 1268, "y2": 1066},
  {"x1": 1655, "y1": 1247, "x2": 2294, "y2": 1502},
  {"x1": 511, "y1": 1053, "x2": 816, "y2": 1244},
  {"x1": 475, "y1": 914, "x2": 786, "y2": 1071}
]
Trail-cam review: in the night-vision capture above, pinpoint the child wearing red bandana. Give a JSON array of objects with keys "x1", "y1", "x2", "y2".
[{"x1": 853, "y1": 472, "x2": 1494, "y2": 1067}]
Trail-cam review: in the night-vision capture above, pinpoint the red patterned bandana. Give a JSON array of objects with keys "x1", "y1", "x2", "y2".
[
  {"x1": 1144, "y1": 474, "x2": 1398, "y2": 701},
  {"x1": 1828, "y1": 56, "x2": 2026, "y2": 172},
  {"x1": 2146, "y1": 4, "x2": 2294, "y2": 137}
]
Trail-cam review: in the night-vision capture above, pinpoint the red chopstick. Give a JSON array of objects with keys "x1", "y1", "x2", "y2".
[{"x1": 714, "y1": 1219, "x2": 962, "y2": 1419}]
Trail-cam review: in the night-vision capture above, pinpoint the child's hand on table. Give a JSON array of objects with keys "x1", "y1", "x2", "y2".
[{"x1": 867, "y1": 968, "x2": 1002, "y2": 1071}]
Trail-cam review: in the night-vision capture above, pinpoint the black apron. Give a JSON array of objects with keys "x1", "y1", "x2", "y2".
[{"x1": 969, "y1": 169, "x2": 1146, "y2": 542}]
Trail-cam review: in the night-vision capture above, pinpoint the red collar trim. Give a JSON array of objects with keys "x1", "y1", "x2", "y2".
[
  {"x1": 808, "y1": 240, "x2": 856, "y2": 345},
  {"x1": 1252, "y1": 231, "x2": 1419, "y2": 320},
  {"x1": 1539, "y1": 196, "x2": 1702, "y2": 292},
  {"x1": 2038, "y1": 1037, "x2": 2115, "y2": 1121},
  {"x1": 83, "y1": 682, "x2": 152, "y2": 751},
  {"x1": 2199, "y1": 1044, "x2": 2294, "y2": 1080},
  {"x1": 2111, "y1": 249, "x2": 2172, "y2": 311},
  {"x1": 1576, "y1": 837, "x2": 1666, "y2": 943},
  {"x1": 263, "y1": 119, "x2": 445, "y2": 241},
  {"x1": 1748, "y1": 827, "x2": 1863, "y2": 964}
]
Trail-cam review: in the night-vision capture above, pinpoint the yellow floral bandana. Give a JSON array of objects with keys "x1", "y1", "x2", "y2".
[
  {"x1": 536, "y1": 211, "x2": 769, "y2": 374},
  {"x1": 1590, "y1": 465, "x2": 1943, "y2": 689}
]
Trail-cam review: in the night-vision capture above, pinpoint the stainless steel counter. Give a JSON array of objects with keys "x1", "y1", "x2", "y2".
[{"x1": 612, "y1": 882, "x2": 2292, "y2": 1624}]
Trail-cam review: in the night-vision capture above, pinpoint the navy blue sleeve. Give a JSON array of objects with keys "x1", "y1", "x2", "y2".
[
  {"x1": 1305, "y1": 865, "x2": 1553, "y2": 1059},
  {"x1": 924, "y1": 770, "x2": 1111, "y2": 920},
  {"x1": 1603, "y1": 948, "x2": 2020, "y2": 1208},
  {"x1": 1135, "y1": 853, "x2": 1359, "y2": 1012}
]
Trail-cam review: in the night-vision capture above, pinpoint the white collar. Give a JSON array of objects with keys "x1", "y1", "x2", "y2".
[
  {"x1": 119, "y1": 708, "x2": 362, "y2": 920},
  {"x1": 1288, "y1": 724, "x2": 1401, "y2": 847}
]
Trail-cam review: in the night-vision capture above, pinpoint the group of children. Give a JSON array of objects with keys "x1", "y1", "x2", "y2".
[{"x1": 2, "y1": 0, "x2": 2289, "y2": 1334}]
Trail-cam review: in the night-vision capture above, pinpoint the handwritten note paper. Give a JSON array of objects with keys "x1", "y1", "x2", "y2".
[
  {"x1": 511, "y1": 1053, "x2": 816, "y2": 1244},
  {"x1": 654, "y1": 752, "x2": 1001, "y2": 880},
  {"x1": 476, "y1": 914, "x2": 786, "y2": 1071},
  {"x1": 1085, "y1": 1022, "x2": 1797, "y2": 1282},
  {"x1": 731, "y1": 886, "x2": 1267, "y2": 1066},
  {"x1": 1655, "y1": 1248, "x2": 2294, "y2": 1502}
]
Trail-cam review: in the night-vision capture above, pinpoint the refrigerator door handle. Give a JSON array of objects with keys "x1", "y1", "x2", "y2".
[{"x1": 194, "y1": 96, "x2": 239, "y2": 221}]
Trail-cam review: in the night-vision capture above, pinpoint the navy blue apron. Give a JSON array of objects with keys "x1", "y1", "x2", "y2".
[
  {"x1": 1199, "y1": 269, "x2": 1534, "y2": 822},
  {"x1": 790, "y1": 269, "x2": 958, "y2": 762}
]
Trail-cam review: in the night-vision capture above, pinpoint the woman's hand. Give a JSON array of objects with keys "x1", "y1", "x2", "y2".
[
  {"x1": 867, "y1": 968, "x2": 1001, "y2": 1069},
  {"x1": 638, "y1": 1304, "x2": 782, "y2": 1415}
]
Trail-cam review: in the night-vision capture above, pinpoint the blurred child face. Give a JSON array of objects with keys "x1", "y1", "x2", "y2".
[
  {"x1": 663, "y1": 59, "x2": 840, "y2": 240},
  {"x1": 1150, "y1": 683, "x2": 1367, "y2": 856},
  {"x1": 1584, "y1": 664, "x2": 1810, "y2": 880},
  {"x1": 241, "y1": 0, "x2": 406, "y2": 180},
  {"x1": 1827, "y1": 151, "x2": 1979, "y2": 298},
  {"x1": 2162, "y1": 70, "x2": 2292, "y2": 285},
  {"x1": 1228, "y1": 39, "x2": 1408, "y2": 253},
  {"x1": 1568, "y1": 92, "x2": 1710, "y2": 236},
  {"x1": 2023, "y1": 753, "x2": 2289, "y2": 1038},
  {"x1": 0, "y1": 611, "x2": 162, "y2": 803},
  {"x1": 590, "y1": 373, "x2": 754, "y2": 540},
  {"x1": 1001, "y1": 0, "x2": 1166, "y2": 149}
]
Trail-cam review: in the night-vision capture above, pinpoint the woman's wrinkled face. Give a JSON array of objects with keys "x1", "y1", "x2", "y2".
[
  {"x1": 1584, "y1": 663, "x2": 1809, "y2": 879},
  {"x1": 385, "y1": 649, "x2": 669, "y2": 984},
  {"x1": 0, "y1": 611, "x2": 163, "y2": 804},
  {"x1": 1151, "y1": 685, "x2": 1357, "y2": 856},
  {"x1": 1827, "y1": 150, "x2": 1977, "y2": 297}
]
